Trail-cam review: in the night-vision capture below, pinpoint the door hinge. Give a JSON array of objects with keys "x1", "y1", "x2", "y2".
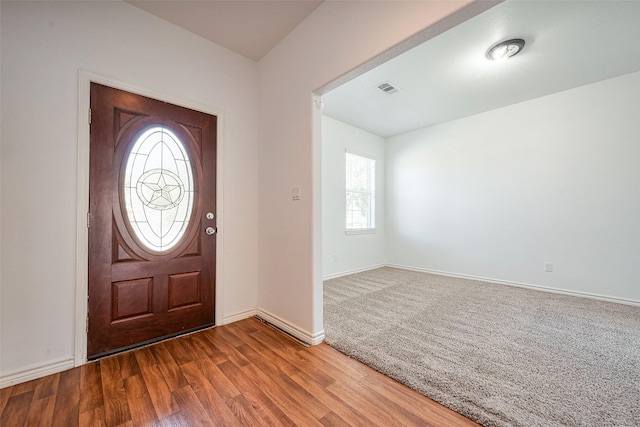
[
  {"x1": 86, "y1": 315, "x2": 89, "y2": 333},
  {"x1": 88, "y1": 108, "x2": 92, "y2": 125},
  {"x1": 87, "y1": 212, "x2": 91, "y2": 228}
]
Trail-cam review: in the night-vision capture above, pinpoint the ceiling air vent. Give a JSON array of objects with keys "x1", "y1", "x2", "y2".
[{"x1": 377, "y1": 82, "x2": 399, "y2": 95}]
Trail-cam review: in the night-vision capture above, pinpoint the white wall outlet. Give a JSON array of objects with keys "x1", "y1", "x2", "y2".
[
  {"x1": 544, "y1": 262, "x2": 553, "y2": 272},
  {"x1": 291, "y1": 185, "x2": 301, "y2": 201},
  {"x1": 332, "y1": 253, "x2": 338, "y2": 262}
]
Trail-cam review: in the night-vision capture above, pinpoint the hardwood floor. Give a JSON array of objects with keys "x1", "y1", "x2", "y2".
[{"x1": 0, "y1": 317, "x2": 478, "y2": 426}]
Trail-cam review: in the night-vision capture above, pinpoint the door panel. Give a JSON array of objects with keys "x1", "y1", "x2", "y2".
[{"x1": 88, "y1": 83, "x2": 216, "y2": 359}]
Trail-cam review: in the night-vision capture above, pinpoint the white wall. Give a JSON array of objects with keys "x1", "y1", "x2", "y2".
[
  {"x1": 322, "y1": 116, "x2": 386, "y2": 278},
  {"x1": 1, "y1": 1, "x2": 259, "y2": 383},
  {"x1": 257, "y1": 0, "x2": 477, "y2": 342},
  {"x1": 387, "y1": 70, "x2": 640, "y2": 302}
]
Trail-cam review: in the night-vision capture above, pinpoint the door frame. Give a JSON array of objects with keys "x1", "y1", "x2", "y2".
[{"x1": 74, "y1": 70, "x2": 225, "y2": 366}]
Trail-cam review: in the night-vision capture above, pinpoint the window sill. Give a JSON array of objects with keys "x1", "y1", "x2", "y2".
[{"x1": 345, "y1": 229, "x2": 376, "y2": 235}]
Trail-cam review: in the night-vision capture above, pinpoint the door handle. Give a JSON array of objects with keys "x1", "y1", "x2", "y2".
[{"x1": 205, "y1": 226, "x2": 216, "y2": 235}]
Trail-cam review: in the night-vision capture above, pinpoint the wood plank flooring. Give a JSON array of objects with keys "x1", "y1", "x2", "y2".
[{"x1": 0, "y1": 317, "x2": 478, "y2": 426}]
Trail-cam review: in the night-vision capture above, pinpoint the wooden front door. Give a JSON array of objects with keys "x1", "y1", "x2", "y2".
[{"x1": 88, "y1": 83, "x2": 217, "y2": 359}]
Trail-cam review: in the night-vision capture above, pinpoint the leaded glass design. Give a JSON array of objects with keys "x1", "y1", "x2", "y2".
[{"x1": 123, "y1": 126, "x2": 194, "y2": 252}]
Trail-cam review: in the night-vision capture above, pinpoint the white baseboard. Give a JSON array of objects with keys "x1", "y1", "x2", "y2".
[
  {"x1": 256, "y1": 309, "x2": 325, "y2": 346},
  {"x1": 387, "y1": 264, "x2": 640, "y2": 307},
  {"x1": 1, "y1": 357, "x2": 75, "y2": 388},
  {"x1": 222, "y1": 308, "x2": 258, "y2": 325},
  {"x1": 323, "y1": 264, "x2": 386, "y2": 281}
]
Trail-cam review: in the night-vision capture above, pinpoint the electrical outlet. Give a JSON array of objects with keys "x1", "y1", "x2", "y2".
[
  {"x1": 544, "y1": 262, "x2": 553, "y2": 272},
  {"x1": 332, "y1": 254, "x2": 338, "y2": 262}
]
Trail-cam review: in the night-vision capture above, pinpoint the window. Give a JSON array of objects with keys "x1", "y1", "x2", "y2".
[
  {"x1": 345, "y1": 152, "x2": 375, "y2": 231},
  {"x1": 123, "y1": 126, "x2": 194, "y2": 252}
]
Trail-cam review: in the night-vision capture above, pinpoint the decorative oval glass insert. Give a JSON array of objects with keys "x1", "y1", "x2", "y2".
[{"x1": 123, "y1": 126, "x2": 194, "y2": 252}]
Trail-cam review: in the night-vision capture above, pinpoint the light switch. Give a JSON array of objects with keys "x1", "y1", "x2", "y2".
[{"x1": 291, "y1": 186, "x2": 301, "y2": 201}]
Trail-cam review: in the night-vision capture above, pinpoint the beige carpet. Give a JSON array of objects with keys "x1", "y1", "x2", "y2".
[{"x1": 323, "y1": 267, "x2": 640, "y2": 427}]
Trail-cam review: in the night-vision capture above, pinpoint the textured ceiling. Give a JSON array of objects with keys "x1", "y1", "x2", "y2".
[
  {"x1": 322, "y1": 0, "x2": 640, "y2": 137},
  {"x1": 127, "y1": 0, "x2": 640, "y2": 137},
  {"x1": 127, "y1": 0, "x2": 323, "y2": 61}
]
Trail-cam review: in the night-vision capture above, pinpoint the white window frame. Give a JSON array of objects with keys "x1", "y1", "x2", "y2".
[{"x1": 345, "y1": 152, "x2": 376, "y2": 234}]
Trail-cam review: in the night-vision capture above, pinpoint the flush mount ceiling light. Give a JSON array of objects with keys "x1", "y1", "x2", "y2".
[{"x1": 486, "y1": 38, "x2": 525, "y2": 61}]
